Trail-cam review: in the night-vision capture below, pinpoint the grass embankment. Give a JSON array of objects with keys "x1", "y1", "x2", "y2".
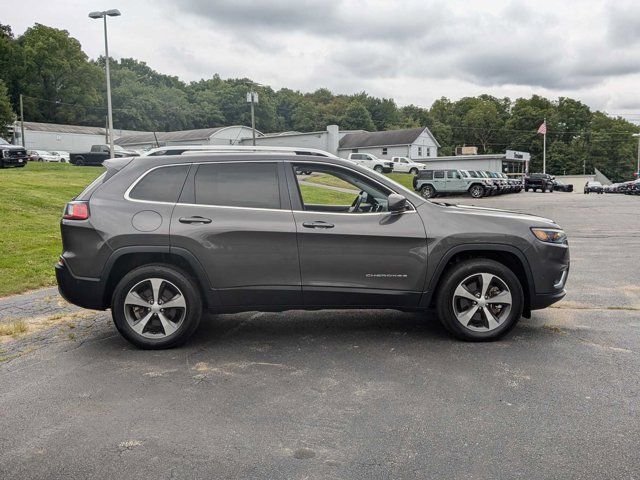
[{"x1": 0, "y1": 163, "x2": 103, "y2": 296}]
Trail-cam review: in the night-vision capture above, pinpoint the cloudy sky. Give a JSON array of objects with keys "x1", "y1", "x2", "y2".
[{"x1": 4, "y1": 0, "x2": 640, "y2": 119}]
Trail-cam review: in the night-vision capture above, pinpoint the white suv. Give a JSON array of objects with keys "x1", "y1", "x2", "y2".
[
  {"x1": 346, "y1": 153, "x2": 394, "y2": 173},
  {"x1": 391, "y1": 156, "x2": 426, "y2": 174}
]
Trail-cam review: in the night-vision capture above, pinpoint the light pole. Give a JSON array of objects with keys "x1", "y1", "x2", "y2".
[
  {"x1": 89, "y1": 9, "x2": 121, "y2": 159},
  {"x1": 633, "y1": 133, "x2": 640, "y2": 178}
]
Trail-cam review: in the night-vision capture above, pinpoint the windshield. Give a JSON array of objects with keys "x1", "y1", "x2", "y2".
[{"x1": 114, "y1": 145, "x2": 126, "y2": 152}]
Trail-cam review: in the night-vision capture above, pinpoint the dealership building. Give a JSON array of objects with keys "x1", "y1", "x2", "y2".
[{"x1": 416, "y1": 150, "x2": 530, "y2": 176}]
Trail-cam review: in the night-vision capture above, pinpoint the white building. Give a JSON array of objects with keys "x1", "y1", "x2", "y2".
[
  {"x1": 416, "y1": 150, "x2": 530, "y2": 176},
  {"x1": 337, "y1": 127, "x2": 439, "y2": 160},
  {"x1": 11, "y1": 121, "x2": 143, "y2": 153},
  {"x1": 115, "y1": 126, "x2": 258, "y2": 150}
]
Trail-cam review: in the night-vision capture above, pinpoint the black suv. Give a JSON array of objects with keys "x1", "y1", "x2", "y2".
[
  {"x1": 524, "y1": 173, "x2": 554, "y2": 192},
  {"x1": 0, "y1": 138, "x2": 28, "y2": 168},
  {"x1": 56, "y1": 152, "x2": 570, "y2": 348}
]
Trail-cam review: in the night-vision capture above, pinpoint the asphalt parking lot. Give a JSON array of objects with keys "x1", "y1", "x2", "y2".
[{"x1": 1, "y1": 191, "x2": 639, "y2": 479}]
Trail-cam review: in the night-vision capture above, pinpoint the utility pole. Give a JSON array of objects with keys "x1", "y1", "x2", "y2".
[
  {"x1": 542, "y1": 118, "x2": 547, "y2": 174},
  {"x1": 633, "y1": 133, "x2": 640, "y2": 177},
  {"x1": 19, "y1": 94, "x2": 25, "y2": 147},
  {"x1": 247, "y1": 91, "x2": 258, "y2": 146}
]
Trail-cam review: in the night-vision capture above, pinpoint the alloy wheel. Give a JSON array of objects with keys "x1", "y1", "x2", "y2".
[
  {"x1": 123, "y1": 278, "x2": 187, "y2": 339},
  {"x1": 451, "y1": 273, "x2": 512, "y2": 332}
]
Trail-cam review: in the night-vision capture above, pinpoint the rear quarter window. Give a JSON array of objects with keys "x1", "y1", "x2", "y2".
[{"x1": 129, "y1": 165, "x2": 190, "y2": 203}]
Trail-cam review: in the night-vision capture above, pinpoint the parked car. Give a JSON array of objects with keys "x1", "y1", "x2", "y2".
[
  {"x1": 486, "y1": 171, "x2": 510, "y2": 194},
  {"x1": 50, "y1": 151, "x2": 70, "y2": 163},
  {"x1": 524, "y1": 173, "x2": 554, "y2": 192},
  {"x1": 465, "y1": 170, "x2": 498, "y2": 195},
  {"x1": 345, "y1": 152, "x2": 394, "y2": 173},
  {"x1": 413, "y1": 168, "x2": 492, "y2": 198},
  {"x1": 391, "y1": 156, "x2": 425, "y2": 174},
  {"x1": 624, "y1": 179, "x2": 640, "y2": 195},
  {"x1": 70, "y1": 144, "x2": 139, "y2": 166},
  {"x1": 584, "y1": 181, "x2": 603, "y2": 194},
  {"x1": 553, "y1": 180, "x2": 574, "y2": 192},
  {"x1": 56, "y1": 149, "x2": 569, "y2": 348},
  {"x1": 0, "y1": 137, "x2": 28, "y2": 168},
  {"x1": 28, "y1": 150, "x2": 62, "y2": 162}
]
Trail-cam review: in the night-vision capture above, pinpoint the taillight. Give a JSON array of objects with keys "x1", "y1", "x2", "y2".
[{"x1": 63, "y1": 201, "x2": 90, "y2": 220}]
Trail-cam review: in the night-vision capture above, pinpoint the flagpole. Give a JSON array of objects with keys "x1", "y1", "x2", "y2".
[{"x1": 542, "y1": 117, "x2": 547, "y2": 174}]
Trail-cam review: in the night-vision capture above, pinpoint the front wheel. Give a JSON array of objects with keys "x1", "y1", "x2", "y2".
[
  {"x1": 111, "y1": 264, "x2": 202, "y2": 349},
  {"x1": 435, "y1": 259, "x2": 523, "y2": 341},
  {"x1": 374, "y1": 165, "x2": 383, "y2": 173},
  {"x1": 420, "y1": 184, "x2": 435, "y2": 199},
  {"x1": 469, "y1": 184, "x2": 485, "y2": 198}
]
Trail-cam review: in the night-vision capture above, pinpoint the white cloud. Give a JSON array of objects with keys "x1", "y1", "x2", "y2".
[{"x1": 2, "y1": 0, "x2": 639, "y2": 114}]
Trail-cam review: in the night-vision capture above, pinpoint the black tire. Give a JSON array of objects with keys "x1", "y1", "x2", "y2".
[
  {"x1": 435, "y1": 258, "x2": 524, "y2": 341},
  {"x1": 469, "y1": 184, "x2": 485, "y2": 198},
  {"x1": 420, "y1": 184, "x2": 435, "y2": 199},
  {"x1": 409, "y1": 167, "x2": 419, "y2": 175},
  {"x1": 0, "y1": 159, "x2": 4, "y2": 169},
  {"x1": 374, "y1": 165, "x2": 383, "y2": 173},
  {"x1": 75, "y1": 156, "x2": 85, "y2": 166},
  {"x1": 111, "y1": 264, "x2": 202, "y2": 349}
]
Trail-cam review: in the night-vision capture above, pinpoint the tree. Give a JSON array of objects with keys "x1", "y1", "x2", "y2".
[
  {"x1": 0, "y1": 80, "x2": 15, "y2": 137},
  {"x1": 340, "y1": 101, "x2": 375, "y2": 131},
  {"x1": 18, "y1": 24, "x2": 103, "y2": 125}
]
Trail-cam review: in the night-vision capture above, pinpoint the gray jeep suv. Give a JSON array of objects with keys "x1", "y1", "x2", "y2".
[{"x1": 56, "y1": 153, "x2": 569, "y2": 348}]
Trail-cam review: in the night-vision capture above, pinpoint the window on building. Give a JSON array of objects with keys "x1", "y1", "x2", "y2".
[
  {"x1": 418, "y1": 147, "x2": 422, "y2": 156},
  {"x1": 426, "y1": 147, "x2": 431, "y2": 157},
  {"x1": 194, "y1": 162, "x2": 281, "y2": 209},
  {"x1": 129, "y1": 165, "x2": 190, "y2": 203},
  {"x1": 352, "y1": 149, "x2": 359, "y2": 153},
  {"x1": 382, "y1": 147, "x2": 388, "y2": 155}
]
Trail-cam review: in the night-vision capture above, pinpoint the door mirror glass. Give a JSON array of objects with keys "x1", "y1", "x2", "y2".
[{"x1": 388, "y1": 193, "x2": 407, "y2": 213}]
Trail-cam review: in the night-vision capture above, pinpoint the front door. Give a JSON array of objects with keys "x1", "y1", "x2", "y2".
[
  {"x1": 286, "y1": 161, "x2": 428, "y2": 307},
  {"x1": 170, "y1": 160, "x2": 301, "y2": 307}
]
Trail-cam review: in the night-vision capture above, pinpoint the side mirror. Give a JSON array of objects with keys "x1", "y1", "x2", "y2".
[{"x1": 388, "y1": 193, "x2": 407, "y2": 213}]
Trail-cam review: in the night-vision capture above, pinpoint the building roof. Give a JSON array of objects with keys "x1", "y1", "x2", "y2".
[
  {"x1": 15, "y1": 121, "x2": 147, "y2": 137},
  {"x1": 115, "y1": 127, "x2": 230, "y2": 146},
  {"x1": 338, "y1": 127, "x2": 440, "y2": 149},
  {"x1": 422, "y1": 153, "x2": 525, "y2": 162}
]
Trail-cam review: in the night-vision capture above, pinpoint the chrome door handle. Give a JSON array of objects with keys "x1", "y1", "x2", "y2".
[
  {"x1": 179, "y1": 216, "x2": 212, "y2": 224},
  {"x1": 302, "y1": 221, "x2": 334, "y2": 229}
]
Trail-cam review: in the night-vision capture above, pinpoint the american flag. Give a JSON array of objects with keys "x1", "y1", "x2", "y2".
[{"x1": 537, "y1": 122, "x2": 547, "y2": 135}]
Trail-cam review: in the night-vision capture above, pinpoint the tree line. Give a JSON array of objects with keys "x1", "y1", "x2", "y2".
[{"x1": 1, "y1": 23, "x2": 638, "y2": 180}]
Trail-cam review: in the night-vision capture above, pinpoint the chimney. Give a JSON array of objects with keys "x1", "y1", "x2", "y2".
[{"x1": 326, "y1": 124, "x2": 339, "y2": 156}]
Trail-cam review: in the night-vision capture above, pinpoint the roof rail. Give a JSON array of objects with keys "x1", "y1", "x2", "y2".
[{"x1": 143, "y1": 144, "x2": 339, "y2": 158}]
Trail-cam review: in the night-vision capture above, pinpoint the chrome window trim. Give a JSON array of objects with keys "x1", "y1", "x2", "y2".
[{"x1": 124, "y1": 159, "x2": 417, "y2": 215}]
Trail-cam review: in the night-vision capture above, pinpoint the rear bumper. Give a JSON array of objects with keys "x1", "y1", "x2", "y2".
[{"x1": 55, "y1": 262, "x2": 107, "y2": 310}]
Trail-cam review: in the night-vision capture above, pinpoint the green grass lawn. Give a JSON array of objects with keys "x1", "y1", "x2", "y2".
[
  {"x1": 384, "y1": 172, "x2": 415, "y2": 190},
  {"x1": 0, "y1": 162, "x2": 104, "y2": 296}
]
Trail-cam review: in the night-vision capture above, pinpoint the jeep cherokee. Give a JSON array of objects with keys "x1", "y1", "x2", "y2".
[{"x1": 56, "y1": 152, "x2": 569, "y2": 349}]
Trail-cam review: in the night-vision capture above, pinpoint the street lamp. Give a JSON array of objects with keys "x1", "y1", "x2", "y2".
[
  {"x1": 245, "y1": 82, "x2": 263, "y2": 146},
  {"x1": 89, "y1": 9, "x2": 121, "y2": 159},
  {"x1": 633, "y1": 133, "x2": 640, "y2": 178}
]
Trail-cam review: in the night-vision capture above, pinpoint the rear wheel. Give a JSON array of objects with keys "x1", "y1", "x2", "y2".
[
  {"x1": 436, "y1": 259, "x2": 523, "y2": 341},
  {"x1": 469, "y1": 184, "x2": 485, "y2": 198},
  {"x1": 420, "y1": 184, "x2": 435, "y2": 199},
  {"x1": 409, "y1": 167, "x2": 419, "y2": 175},
  {"x1": 75, "y1": 156, "x2": 85, "y2": 166},
  {"x1": 111, "y1": 264, "x2": 202, "y2": 349}
]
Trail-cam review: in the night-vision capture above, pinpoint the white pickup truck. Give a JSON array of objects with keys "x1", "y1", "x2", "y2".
[
  {"x1": 391, "y1": 156, "x2": 426, "y2": 174},
  {"x1": 345, "y1": 153, "x2": 394, "y2": 173}
]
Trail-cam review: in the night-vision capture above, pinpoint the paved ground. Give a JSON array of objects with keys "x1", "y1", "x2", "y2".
[{"x1": 1, "y1": 191, "x2": 639, "y2": 479}]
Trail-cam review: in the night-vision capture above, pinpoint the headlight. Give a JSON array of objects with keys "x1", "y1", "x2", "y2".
[{"x1": 531, "y1": 228, "x2": 567, "y2": 244}]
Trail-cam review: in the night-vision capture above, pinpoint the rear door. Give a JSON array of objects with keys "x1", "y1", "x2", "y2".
[
  {"x1": 170, "y1": 160, "x2": 301, "y2": 307},
  {"x1": 285, "y1": 161, "x2": 428, "y2": 307},
  {"x1": 432, "y1": 170, "x2": 446, "y2": 191}
]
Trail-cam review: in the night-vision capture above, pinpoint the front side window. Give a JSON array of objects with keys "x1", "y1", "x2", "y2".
[
  {"x1": 292, "y1": 164, "x2": 394, "y2": 214},
  {"x1": 130, "y1": 165, "x2": 190, "y2": 203},
  {"x1": 194, "y1": 162, "x2": 281, "y2": 209}
]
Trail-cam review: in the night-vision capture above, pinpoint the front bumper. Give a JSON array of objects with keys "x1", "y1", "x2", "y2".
[
  {"x1": 530, "y1": 289, "x2": 566, "y2": 310},
  {"x1": 55, "y1": 261, "x2": 107, "y2": 310},
  {"x1": 2, "y1": 157, "x2": 27, "y2": 167}
]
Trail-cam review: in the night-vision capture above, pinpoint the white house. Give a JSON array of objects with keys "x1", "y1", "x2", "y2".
[{"x1": 337, "y1": 127, "x2": 439, "y2": 160}]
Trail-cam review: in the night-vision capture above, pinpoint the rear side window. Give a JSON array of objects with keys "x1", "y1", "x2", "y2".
[
  {"x1": 194, "y1": 162, "x2": 280, "y2": 209},
  {"x1": 420, "y1": 170, "x2": 433, "y2": 180},
  {"x1": 129, "y1": 165, "x2": 190, "y2": 203},
  {"x1": 434, "y1": 171, "x2": 445, "y2": 179}
]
